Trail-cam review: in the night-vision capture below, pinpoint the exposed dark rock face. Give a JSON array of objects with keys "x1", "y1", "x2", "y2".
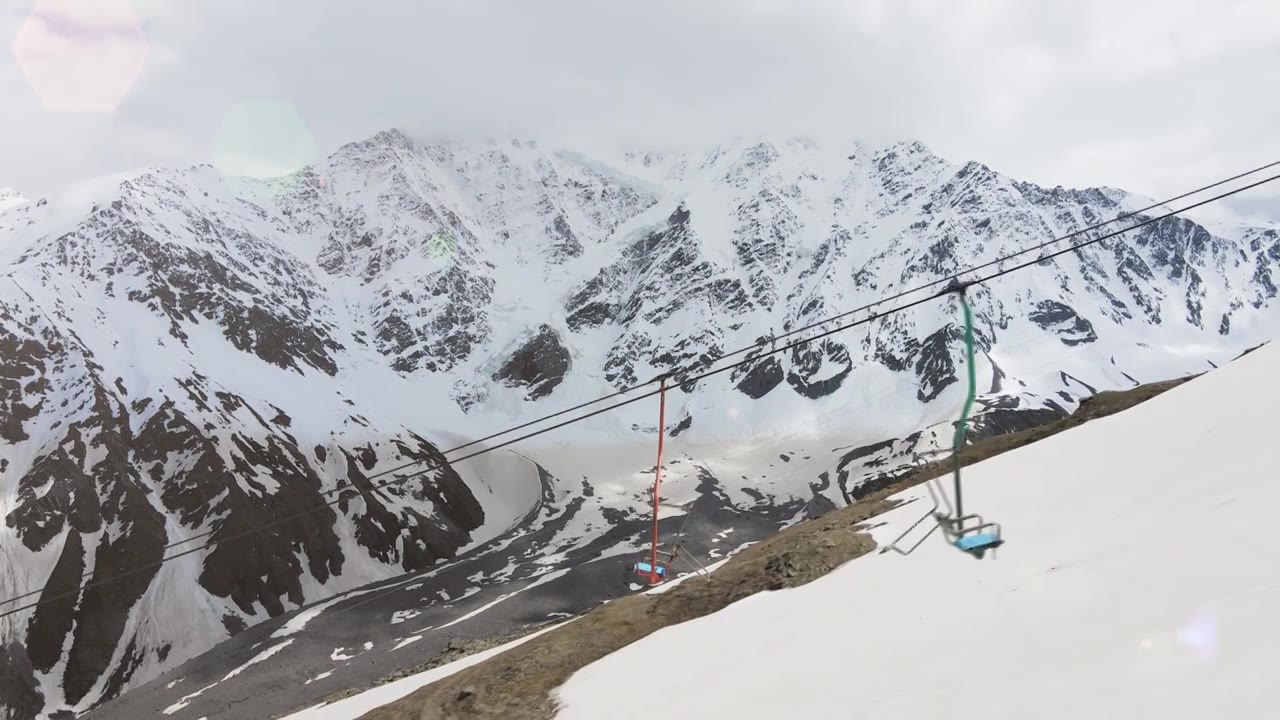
[
  {"x1": 914, "y1": 325, "x2": 963, "y2": 402},
  {"x1": 378, "y1": 264, "x2": 496, "y2": 374},
  {"x1": 1028, "y1": 300, "x2": 1097, "y2": 346},
  {"x1": 564, "y1": 276, "x2": 614, "y2": 330},
  {"x1": 100, "y1": 638, "x2": 148, "y2": 704},
  {"x1": 23, "y1": 531, "x2": 86, "y2": 673},
  {"x1": 732, "y1": 357, "x2": 785, "y2": 399},
  {"x1": 0, "y1": 301, "x2": 54, "y2": 443},
  {"x1": 970, "y1": 407, "x2": 1067, "y2": 441},
  {"x1": 786, "y1": 340, "x2": 853, "y2": 399},
  {"x1": 1060, "y1": 371, "x2": 1098, "y2": 395},
  {"x1": 221, "y1": 615, "x2": 248, "y2": 636},
  {"x1": 0, "y1": 643, "x2": 43, "y2": 720},
  {"x1": 493, "y1": 325, "x2": 572, "y2": 400},
  {"x1": 837, "y1": 438, "x2": 897, "y2": 469},
  {"x1": 566, "y1": 204, "x2": 747, "y2": 386},
  {"x1": 0, "y1": 325, "x2": 169, "y2": 707},
  {"x1": 801, "y1": 492, "x2": 837, "y2": 519},
  {"x1": 670, "y1": 414, "x2": 693, "y2": 437}
]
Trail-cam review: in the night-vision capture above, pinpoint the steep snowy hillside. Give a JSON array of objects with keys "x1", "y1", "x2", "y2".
[
  {"x1": 1, "y1": 131, "x2": 1278, "y2": 719},
  {"x1": 0, "y1": 167, "x2": 557, "y2": 718},
  {"x1": 556, "y1": 341, "x2": 1280, "y2": 719}
]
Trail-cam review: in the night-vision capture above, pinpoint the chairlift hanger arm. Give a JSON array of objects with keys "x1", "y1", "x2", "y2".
[{"x1": 881, "y1": 279, "x2": 1004, "y2": 559}]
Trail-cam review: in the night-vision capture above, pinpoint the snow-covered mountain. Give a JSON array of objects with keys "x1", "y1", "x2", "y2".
[
  {"x1": 554, "y1": 340, "x2": 1280, "y2": 720},
  {"x1": 0, "y1": 189, "x2": 25, "y2": 214},
  {"x1": 1, "y1": 131, "x2": 1278, "y2": 719}
]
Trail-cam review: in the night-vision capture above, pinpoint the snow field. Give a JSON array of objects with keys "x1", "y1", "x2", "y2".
[{"x1": 554, "y1": 342, "x2": 1280, "y2": 719}]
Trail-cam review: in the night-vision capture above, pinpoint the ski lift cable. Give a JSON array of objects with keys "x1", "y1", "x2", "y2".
[
  {"x1": 2, "y1": 169, "x2": 1277, "y2": 617},
  {"x1": 157, "y1": 157, "x2": 1280, "y2": 557},
  {"x1": 4, "y1": 170, "x2": 1276, "y2": 614}
]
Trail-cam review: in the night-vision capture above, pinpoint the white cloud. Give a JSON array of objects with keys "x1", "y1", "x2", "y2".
[{"x1": 1, "y1": 0, "x2": 1277, "y2": 215}]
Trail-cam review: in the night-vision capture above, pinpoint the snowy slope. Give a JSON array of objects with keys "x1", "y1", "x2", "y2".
[
  {"x1": 555, "y1": 342, "x2": 1280, "y2": 719},
  {"x1": 2, "y1": 130, "x2": 1279, "y2": 719}
]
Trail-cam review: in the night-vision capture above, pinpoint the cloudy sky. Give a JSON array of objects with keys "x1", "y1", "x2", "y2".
[{"x1": 2, "y1": 0, "x2": 1278, "y2": 216}]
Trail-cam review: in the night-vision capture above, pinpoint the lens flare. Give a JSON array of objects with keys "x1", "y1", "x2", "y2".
[
  {"x1": 12, "y1": 0, "x2": 148, "y2": 113},
  {"x1": 210, "y1": 101, "x2": 318, "y2": 198},
  {"x1": 1176, "y1": 611, "x2": 1217, "y2": 660},
  {"x1": 427, "y1": 231, "x2": 457, "y2": 263}
]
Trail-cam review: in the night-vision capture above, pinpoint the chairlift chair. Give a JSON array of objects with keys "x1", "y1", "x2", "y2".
[
  {"x1": 879, "y1": 482, "x2": 1006, "y2": 559},
  {"x1": 630, "y1": 546, "x2": 679, "y2": 583},
  {"x1": 879, "y1": 281, "x2": 1007, "y2": 560},
  {"x1": 941, "y1": 514, "x2": 1004, "y2": 559}
]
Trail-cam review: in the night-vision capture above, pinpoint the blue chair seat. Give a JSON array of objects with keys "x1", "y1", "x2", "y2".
[
  {"x1": 633, "y1": 561, "x2": 668, "y2": 577},
  {"x1": 954, "y1": 533, "x2": 1002, "y2": 552}
]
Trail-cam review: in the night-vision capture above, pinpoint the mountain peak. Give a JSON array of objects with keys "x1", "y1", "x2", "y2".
[
  {"x1": 0, "y1": 187, "x2": 27, "y2": 212},
  {"x1": 371, "y1": 127, "x2": 415, "y2": 148}
]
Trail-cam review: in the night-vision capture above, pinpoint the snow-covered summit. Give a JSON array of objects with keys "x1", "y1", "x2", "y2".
[{"x1": 0, "y1": 187, "x2": 25, "y2": 213}]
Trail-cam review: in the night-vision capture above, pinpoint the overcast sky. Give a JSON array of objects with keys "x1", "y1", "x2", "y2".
[{"x1": 2, "y1": 0, "x2": 1278, "y2": 217}]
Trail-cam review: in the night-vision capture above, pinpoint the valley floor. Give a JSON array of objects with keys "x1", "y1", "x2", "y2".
[{"x1": 82, "y1": 466, "x2": 787, "y2": 720}]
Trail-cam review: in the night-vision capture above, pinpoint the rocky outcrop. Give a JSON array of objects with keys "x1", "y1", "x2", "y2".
[
  {"x1": 494, "y1": 325, "x2": 572, "y2": 400},
  {"x1": 1028, "y1": 300, "x2": 1097, "y2": 346}
]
